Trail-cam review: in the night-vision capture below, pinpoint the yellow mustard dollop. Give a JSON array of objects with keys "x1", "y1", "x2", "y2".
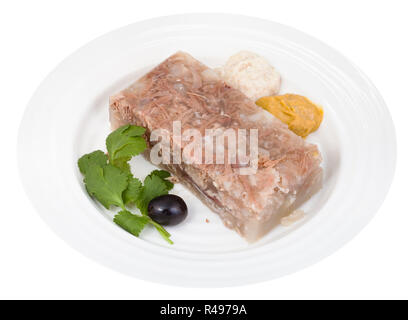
[{"x1": 256, "y1": 94, "x2": 323, "y2": 138}]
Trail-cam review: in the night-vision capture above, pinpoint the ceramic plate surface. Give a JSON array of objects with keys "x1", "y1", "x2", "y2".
[{"x1": 18, "y1": 14, "x2": 396, "y2": 287}]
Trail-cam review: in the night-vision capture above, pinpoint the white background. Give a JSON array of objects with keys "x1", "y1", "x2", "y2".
[{"x1": 0, "y1": 0, "x2": 406, "y2": 299}]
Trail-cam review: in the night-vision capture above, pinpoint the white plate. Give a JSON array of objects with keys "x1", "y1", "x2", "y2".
[{"x1": 18, "y1": 14, "x2": 396, "y2": 287}]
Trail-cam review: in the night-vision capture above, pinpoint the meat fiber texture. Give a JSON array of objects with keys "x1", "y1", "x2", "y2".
[{"x1": 110, "y1": 52, "x2": 323, "y2": 242}]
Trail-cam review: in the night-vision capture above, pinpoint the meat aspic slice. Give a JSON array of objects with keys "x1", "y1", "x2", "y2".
[{"x1": 110, "y1": 52, "x2": 323, "y2": 242}]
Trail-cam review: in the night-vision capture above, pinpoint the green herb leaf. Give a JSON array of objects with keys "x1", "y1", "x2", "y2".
[
  {"x1": 147, "y1": 218, "x2": 173, "y2": 244},
  {"x1": 125, "y1": 170, "x2": 173, "y2": 206},
  {"x1": 135, "y1": 174, "x2": 170, "y2": 215},
  {"x1": 114, "y1": 210, "x2": 149, "y2": 237},
  {"x1": 112, "y1": 157, "x2": 132, "y2": 173},
  {"x1": 113, "y1": 210, "x2": 173, "y2": 244},
  {"x1": 121, "y1": 171, "x2": 174, "y2": 244},
  {"x1": 106, "y1": 125, "x2": 147, "y2": 170},
  {"x1": 123, "y1": 177, "x2": 143, "y2": 205},
  {"x1": 78, "y1": 125, "x2": 174, "y2": 244},
  {"x1": 83, "y1": 164, "x2": 128, "y2": 209},
  {"x1": 78, "y1": 150, "x2": 108, "y2": 175},
  {"x1": 148, "y1": 170, "x2": 174, "y2": 190}
]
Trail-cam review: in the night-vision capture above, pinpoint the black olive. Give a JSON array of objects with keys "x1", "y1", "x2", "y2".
[{"x1": 147, "y1": 194, "x2": 188, "y2": 226}]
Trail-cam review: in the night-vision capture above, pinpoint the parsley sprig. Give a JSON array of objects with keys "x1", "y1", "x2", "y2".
[{"x1": 78, "y1": 125, "x2": 174, "y2": 244}]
